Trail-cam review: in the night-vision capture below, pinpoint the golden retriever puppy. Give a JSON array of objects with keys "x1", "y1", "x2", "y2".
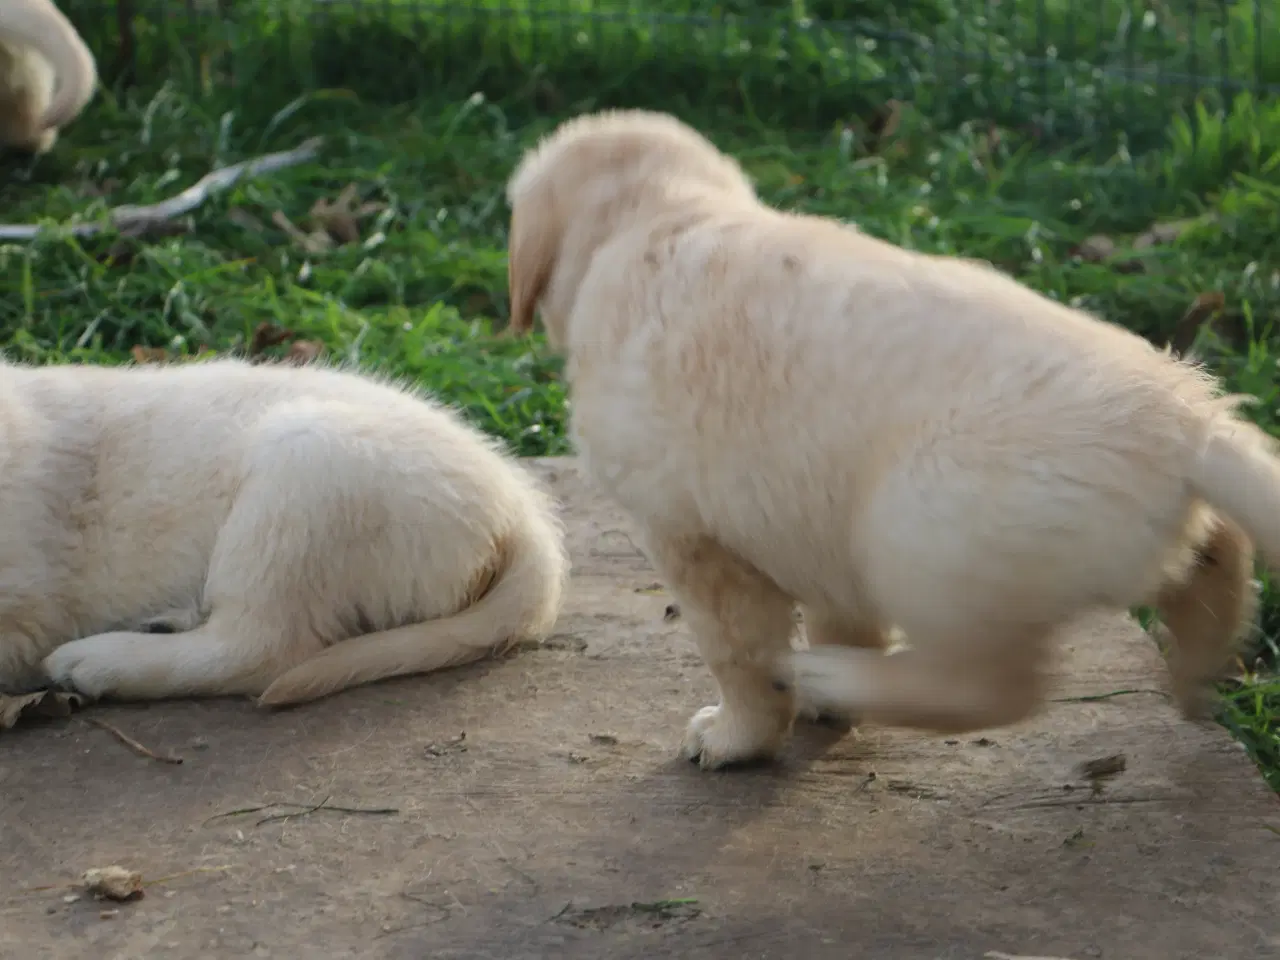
[
  {"x1": 0, "y1": 358, "x2": 567, "y2": 707},
  {"x1": 0, "y1": 0, "x2": 97, "y2": 153},
  {"x1": 505, "y1": 108, "x2": 1276, "y2": 770}
]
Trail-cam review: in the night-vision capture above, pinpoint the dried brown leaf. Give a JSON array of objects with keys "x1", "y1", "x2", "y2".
[
  {"x1": 247, "y1": 321, "x2": 296, "y2": 358},
  {"x1": 0, "y1": 690, "x2": 86, "y2": 731},
  {"x1": 1074, "y1": 235, "x2": 1117, "y2": 264},
  {"x1": 308, "y1": 183, "x2": 386, "y2": 246},
  {"x1": 130, "y1": 346, "x2": 170, "y2": 365},
  {"x1": 872, "y1": 99, "x2": 903, "y2": 143},
  {"x1": 1169, "y1": 291, "x2": 1226, "y2": 356},
  {"x1": 1134, "y1": 218, "x2": 1196, "y2": 250},
  {"x1": 283, "y1": 340, "x2": 325, "y2": 366},
  {"x1": 271, "y1": 210, "x2": 333, "y2": 254},
  {"x1": 76, "y1": 177, "x2": 122, "y2": 199}
]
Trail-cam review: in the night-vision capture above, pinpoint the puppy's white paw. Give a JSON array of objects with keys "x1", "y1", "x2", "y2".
[
  {"x1": 680, "y1": 703, "x2": 789, "y2": 770},
  {"x1": 43, "y1": 639, "x2": 125, "y2": 699}
]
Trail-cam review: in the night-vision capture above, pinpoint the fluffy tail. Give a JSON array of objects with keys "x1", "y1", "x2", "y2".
[
  {"x1": 1189, "y1": 420, "x2": 1280, "y2": 567},
  {"x1": 0, "y1": 0, "x2": 98, "y2": 129},
  {"x1": 257, "y1": 518, "x2": 568, "y2": 707}
]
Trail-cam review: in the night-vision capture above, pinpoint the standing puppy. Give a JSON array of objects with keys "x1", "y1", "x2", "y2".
[
  {"x1": 0, "y1": 358, "x2": 568, "y2": 707},
  {"x1": 0, "y1": 0, "x2": 97, "y2": 153},
  {"x1": 505, "y1": 109, "x2": 1276, "y2": 770}
]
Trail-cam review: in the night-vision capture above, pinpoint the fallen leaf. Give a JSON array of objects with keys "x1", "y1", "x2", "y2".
[
  {"x1": 82, "y1": 866, "x2": 145, "y2": 902},
  {"x1": 75, "y1": 177, "x2": 122, "y2": 199},
  {"x1": 130, "y1": 345, "x2": 170, "y2": 365},
  {"x1": 0, "y1": 690, "x2": 86, "y2": 731},
  {"x1": 247, "y1": 321, "x2": 296, "y2": 358},
  {"x1": 869, "y1": 99, "x2": 904, "y2": 144},
  {"x1": 271, "y1": 209, "x2": 333, "y2": 254},
  {"x1": 1074, "y1": 234, "x2": 1117, "y2": 264},
  {"x1": 1168, "y1": 291, "x2": 1226, "y2": 356},
  {"x1": 1133, "y1": 218, "x2": 1197, "y2": 249},
  {"x1": 307, "y1": 183, "x2": 387, "y2": 247},
  {"x1": 283, "y1": 340, "x2": 325, "y2": 366}
]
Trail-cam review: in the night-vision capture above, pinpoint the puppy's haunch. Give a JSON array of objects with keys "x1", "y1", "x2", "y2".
[
  {"x1": 0, "y1": 0, "x2": 97, "y2": 153},
  {"x1": 506, "y1": 108, "x2": 1278, "y2": 769},
  {"x1": 0, "y1": 358, "x2": 568, "y2": 706}
]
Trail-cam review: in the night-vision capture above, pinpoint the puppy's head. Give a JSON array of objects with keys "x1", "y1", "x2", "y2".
[{"x1": 504, "y1": 109, "x2": 755, "y2": 342}]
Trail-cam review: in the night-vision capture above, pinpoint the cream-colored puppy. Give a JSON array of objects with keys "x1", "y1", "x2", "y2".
[
  {"x1": 0, "y1": 357, "x2": 567, "y2": 707},
  {"x1": 505, "y1": 108, "x2": 1277, "y2": 770},
  {"x1": 0, "y1": 0, "x2": 97, "y2": 153}
]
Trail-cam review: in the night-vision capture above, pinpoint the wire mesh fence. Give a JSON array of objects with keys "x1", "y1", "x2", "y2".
[{"x1": 62, "y1": 0, "x2": 1279, "y2": 148}]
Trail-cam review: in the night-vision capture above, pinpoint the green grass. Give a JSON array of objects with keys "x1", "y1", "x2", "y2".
[{"x1": 2, "y1": 0, "x2": 1278, "y2": 788}]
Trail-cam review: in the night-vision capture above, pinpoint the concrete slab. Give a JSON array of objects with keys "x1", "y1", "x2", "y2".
[{"x1": 2, "y1": 457, "x2": 1276, "y2": 959}]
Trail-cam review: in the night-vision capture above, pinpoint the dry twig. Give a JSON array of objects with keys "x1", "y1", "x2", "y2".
[
  {"x1": 205, "y1": 795, "x2": 400, "y2": 827},
  {"x1": 83, "y1": 717, "x2": 184, "y2": 765},
  {"x1": 0, "y1": 137, "x2": 324, "y2": 241}
]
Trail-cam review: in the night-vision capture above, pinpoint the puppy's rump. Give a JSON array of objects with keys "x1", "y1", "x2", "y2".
[
  {"x1": 1, "y1": 356, "x2": 570, "y2": 706},
  {"x1": 257, "y1": 506, "x2": 566, "y2": 707},
  {"x1": 0, "y1": 0, "x2": 97, "y2": 129}
]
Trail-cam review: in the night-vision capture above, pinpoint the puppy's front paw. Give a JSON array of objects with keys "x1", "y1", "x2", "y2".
[
  {"x1": 680, "y1": 703, "x2": 789, "y2": 771},
  {"x1": 43, "y1": 639, "x2": 126, "y2": 699}
]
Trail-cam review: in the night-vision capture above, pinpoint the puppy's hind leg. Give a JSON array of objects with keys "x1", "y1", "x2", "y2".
[
  {"x1": 44, "y1": 403, "x2": 372, "y2": 701},
  {"x1": 646, "y1": 533, "x2": 797, "y2": 771},
  {"x1": 42, "y1": 614, "x2": 289, "y2": 701},
  {"x1": 1157, "y1": 514, "x2": 1257, "y2": 720},
  {"x1": 785, "y1": 622, "x2": 1052, "y2": 737}
]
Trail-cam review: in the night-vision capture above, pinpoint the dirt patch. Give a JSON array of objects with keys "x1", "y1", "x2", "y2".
[{"x1": 1, "y1": 457, "x2": 1277, "y2": 959}]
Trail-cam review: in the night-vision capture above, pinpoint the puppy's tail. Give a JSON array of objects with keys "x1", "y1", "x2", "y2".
[
  {"x1": 1189, "y1": 418, "x2": 1280, "y2": 567},
  {"x1": 1143, "y1": 417, "x2": 1280, "y2": 718},
  {"x1": 256, "y1": 516, "x2": 568, "y2": 707},
  {"x1": 0, "y1": 0, "x2": 98, "y2": 129}
]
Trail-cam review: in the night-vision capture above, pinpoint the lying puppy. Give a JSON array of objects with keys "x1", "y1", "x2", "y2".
[
  {"x1": 505, "y1": 108, "x2": 1276, "y2": 770},
  {"x1": 0, "y1": 0, "x2": 97, "y2": 153},
  {"x1": 0, "y1": 357, "x2": 567, "y2": 707}
]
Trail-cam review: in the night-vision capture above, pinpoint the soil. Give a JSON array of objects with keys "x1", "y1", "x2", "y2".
[{"x1": 2, "y1": 457, "x2": 1277, "y2": 960}]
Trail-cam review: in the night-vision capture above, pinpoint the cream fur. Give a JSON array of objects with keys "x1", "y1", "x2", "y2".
[
  {"x1": 0, "y1": 357, "x2": 568, "y2": 707},
  {"x1": 506, "y1": 108, "x2": 1275, "y2": 770},
  {"x1": 0, "y1": 0, "x2": 96, "y2": 153}
]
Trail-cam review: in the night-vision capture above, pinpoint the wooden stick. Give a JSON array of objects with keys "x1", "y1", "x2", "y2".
[
  {"x1": 83, "y1": 717, "x2": 184, "y2": 765},
  {"x1": 0, "y1": 137, "x2": 324, "y2": 241}
]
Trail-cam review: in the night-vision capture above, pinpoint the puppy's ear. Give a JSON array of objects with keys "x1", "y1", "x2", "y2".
[{"x1": 506, "y1": 206, "x2": 556, "y2": 337}]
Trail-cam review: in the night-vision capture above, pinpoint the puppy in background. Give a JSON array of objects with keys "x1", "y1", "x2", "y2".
[
  {"x1": 0, "y1": 0, "x2": 97, "y2": 153},
  {"x1": 505, "y1": 108, "x2": 1275, "y2": 770},
  {"x1": 0, "y1": 358, "x2": 568, "y2": 707}
]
